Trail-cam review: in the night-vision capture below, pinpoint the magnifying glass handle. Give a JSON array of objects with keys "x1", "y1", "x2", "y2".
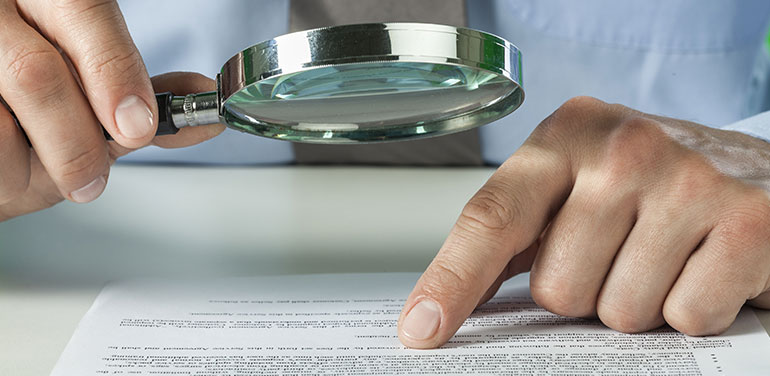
[
  {"x1": 110, "y1": 91, "x2": 219, "y2": 139},
  {"x1": 11, "y1": 91, "x2": 219, "y2": 145}
]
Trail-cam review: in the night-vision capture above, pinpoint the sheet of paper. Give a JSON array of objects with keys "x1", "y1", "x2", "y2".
[{"x1": 53, "y1": 273, "x2": 770, "y2": 375}]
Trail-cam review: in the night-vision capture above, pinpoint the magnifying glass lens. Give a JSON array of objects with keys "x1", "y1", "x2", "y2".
[{"x1": 222, "y1": 62, "x2": 521, "y2": 143}]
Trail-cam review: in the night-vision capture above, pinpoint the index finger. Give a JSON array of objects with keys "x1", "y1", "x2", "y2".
[{"x1": 397, "y1": 144, "x2": 573, "y2": 348}]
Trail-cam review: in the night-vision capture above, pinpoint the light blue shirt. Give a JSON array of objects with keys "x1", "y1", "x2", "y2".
[{"x1": 118, "y1": 0, "x2": 770, "y2": 165}]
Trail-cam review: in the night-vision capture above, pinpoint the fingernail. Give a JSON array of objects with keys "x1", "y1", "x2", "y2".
[
  {"x1": 115, "y1": 95, "x2": 153, "y2": 139},
  {"x1": 70, "y1": 176, "x2": 107, "y2": 203},
  {"x1": 402, "y1": 299, "x2": 441, "y2": 341}
]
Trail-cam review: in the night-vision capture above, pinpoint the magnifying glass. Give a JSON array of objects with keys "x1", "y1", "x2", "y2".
[{"x1": 17, "y1": 23, "x2": 524, "y2": 144}]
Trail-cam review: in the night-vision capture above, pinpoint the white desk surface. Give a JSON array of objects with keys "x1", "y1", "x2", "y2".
[{"x1": 1, "y1": 165, "x2": 768, "y2": 376}]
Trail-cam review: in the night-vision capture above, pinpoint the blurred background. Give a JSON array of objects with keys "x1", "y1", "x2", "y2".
[{"x1": 0, "y1": 166, "x2": 491, "y2": 286}]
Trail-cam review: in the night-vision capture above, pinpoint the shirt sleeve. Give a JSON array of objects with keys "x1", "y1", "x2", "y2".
[{"x1": 719, "y1": 110, "x2": 770, "y2": 142}]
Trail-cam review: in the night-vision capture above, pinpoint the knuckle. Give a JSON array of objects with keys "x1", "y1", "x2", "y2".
[
  {"x1": 529, "y1": 279, "x2": 591, "y2": 318},
  {"x1": 719, "y1": 200, "x2": 770, "y2": 248},
  {"x1": 560, "y1": 96, "x2": 606, "y2": 113},
  {"x1": 530, "y1": 108, "x2": 577, "y2": 149},
  {"x1": 528, "y1": 96, "x2": 615, "y2": 156},
  {"x1": 610, "y1": 117, "x2": 669, "y2": 154},
  {"x1": 459, "y1": 186, "x2": 517, "y2": 231},
  {"x1": 660, "y1": 157, "x2": 723, "y2": 207},
  {"x1": 549, "y1": 96, "x2": 609, "y2": 129},
  {"x1": 4, "y1": 44, "x2": 67, "y2": 99},
  {"x1": 596, "y1": 299, "x2": 656, "y2": 333},
  {"x1": 81, "y1": 43, "x2": 142, "y2": 85},
  {"x1": 54, "y1": 145, "x2": 107, "y2": 185},
  {"x1": 603, "y1": 117, "x2": 671, "y2": 174},
  {"x1": 650, "y1": 155, "x2": 729, "y2": 210},
  {"x1": 663, "y1": 302, "x2": 724, "y2": 336}
]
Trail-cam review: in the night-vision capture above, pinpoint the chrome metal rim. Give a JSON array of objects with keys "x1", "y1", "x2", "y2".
[
  {"x1": 217, "y1": 22, "x2": 524, "y2": 143},
  {"x1": 220, "y1": 22, "x2": 522, "y2": 102}
]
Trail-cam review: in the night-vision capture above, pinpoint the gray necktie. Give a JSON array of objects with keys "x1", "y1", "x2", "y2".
[{"x1": 289, "y1": 0, "x2": 483, "y2": 166}]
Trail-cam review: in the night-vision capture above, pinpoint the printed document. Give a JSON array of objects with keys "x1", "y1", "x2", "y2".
[{"x1": 53, "y1": 273, "x2": 770, "y2": 375}]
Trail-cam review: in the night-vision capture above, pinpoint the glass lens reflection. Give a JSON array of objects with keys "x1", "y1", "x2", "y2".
[{"x1": 223, "y1": 62, "x2": 518, "y2": 142}]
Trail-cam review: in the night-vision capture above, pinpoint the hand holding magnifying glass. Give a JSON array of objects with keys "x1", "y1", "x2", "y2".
[
  {"x1": 2, "y1": 20, "x2": 522, "y2": 220},
  {"x1": 11, "y1": 22, "x2": 523, "y2": 144}
]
